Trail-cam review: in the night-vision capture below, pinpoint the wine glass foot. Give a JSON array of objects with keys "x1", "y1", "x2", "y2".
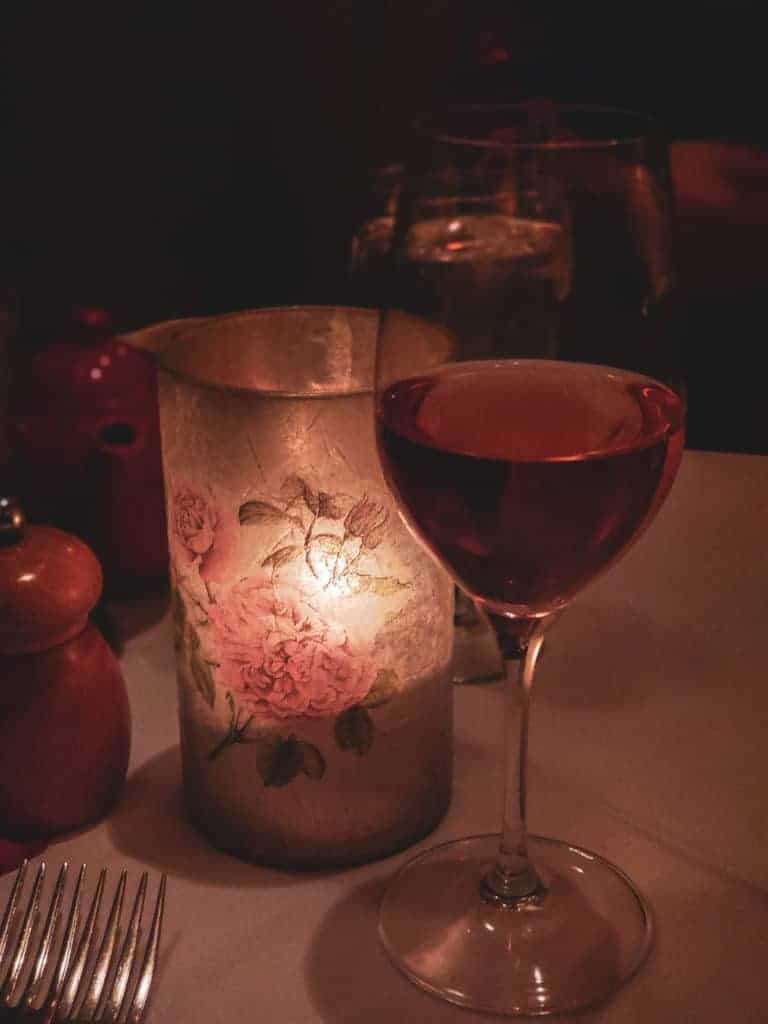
[{"x1": 379, "y1": 833, "x2": 652, "y2": 1017}]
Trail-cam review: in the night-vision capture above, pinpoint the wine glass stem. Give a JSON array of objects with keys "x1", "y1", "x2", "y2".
[{"x1": 481, "y1": 616, "x2": 548, "y2": 907}]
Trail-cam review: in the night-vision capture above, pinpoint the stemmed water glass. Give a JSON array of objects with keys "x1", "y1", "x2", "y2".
[
  {"x1": 388, "y1": 103, "x2": 681, "y2": 389},
  {"x1": 373, "y1": 106, "x2": 685, "y2": 1016}
]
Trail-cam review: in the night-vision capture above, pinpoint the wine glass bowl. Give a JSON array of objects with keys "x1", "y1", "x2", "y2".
[
  {"x1": 377, "y1": 357, "x2": 684, "y2": 619},
  {"x1": 373, "y1": 105, "x2": 685, "y2": 1016}
]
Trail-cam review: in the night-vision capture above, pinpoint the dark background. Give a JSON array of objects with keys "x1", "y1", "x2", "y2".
[{"x1": 2, "y1": 2, "x2": 766, "y2": 451}]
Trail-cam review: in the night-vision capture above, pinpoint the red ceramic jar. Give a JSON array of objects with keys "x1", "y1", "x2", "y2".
[{"x1": 0, "y1": 500, "x2": 131, "y2": 838}]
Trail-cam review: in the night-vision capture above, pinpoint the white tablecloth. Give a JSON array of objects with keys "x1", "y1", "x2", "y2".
[{"x1": 3, "y1": 450, "x2": 767, "y2": 1022}]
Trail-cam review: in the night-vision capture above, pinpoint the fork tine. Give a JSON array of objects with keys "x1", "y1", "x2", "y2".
[
  {"x1": 97, "y1": 873, "x2": 147, "y2": 1024},
  {"x1": 76, "y1": 871, "x2": 127, "y2": 1022},
  {"x1": 59, "y1": 868, "x2": 107, "y2": 1019},
  {"x1": 20, "y1": 861, "x2": 68, "y2": 1009},
  {"x1": 0, "y1": 860, "x2": 28, "y2": 981},
  {"x1": 44, "y1": 864, "x2": 87, "y2": 1012},
  {"x1": 123, "y1": 874, "x2": 166, "y2": 1024},
  {"x1": 1, "y1": 865, "x2": 166, "y2": 1023},
  {"x1": 0, "y1": 860, "x2": 46, "y2": 1004}
]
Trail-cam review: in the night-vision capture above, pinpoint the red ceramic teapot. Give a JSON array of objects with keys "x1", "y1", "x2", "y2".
[{"x1": 7, "y1": 307, "x2": 168, "y2": 596}]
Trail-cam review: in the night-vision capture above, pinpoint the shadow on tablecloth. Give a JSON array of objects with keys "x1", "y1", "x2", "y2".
[{"x1": 107, "y1": 745, "x2": 336, "y2": 889}]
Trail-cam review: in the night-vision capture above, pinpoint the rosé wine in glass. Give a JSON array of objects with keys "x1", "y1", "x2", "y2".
[{"x1": 377, "y1": 359, "x2": 684, "y2": 616}]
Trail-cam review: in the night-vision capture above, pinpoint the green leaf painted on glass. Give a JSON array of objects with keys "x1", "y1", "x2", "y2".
[
  {"x1": 360, "y1": 668, "x2": 400, "y2": 709},
  {"x1": 280, "y1": 475, "x2": 307, "y2": 503},
  {"x1": 297, "y1": 741, "x2": 326, "y2": 779},
  {"x1": 334, "y1": 707, "x2": 375, "y2": 756},
  {"x1": 261, "y1": 545, "x2": 302, "y2": 571},
  {"x1": 317, "y1": 492, "x2": 355, "y2": 520},
  {"x1": 279, "y1": 475, "x2": 320, "y2": 516},
  {"x1": 262, "y1": 737, "x2": 304, "y2": 787},
  {"x1": 239, "y1": 499, "x2": 291, "y2": 526},
  {"x1": 247, "y1": 734, "x2": 280, "y2": 777},
  {"x1": 302, "y1": 485, "x2": 320, "y2": 516},
  {"x1": 239, "y1": 499, "x2": 284, "y2": 523}
]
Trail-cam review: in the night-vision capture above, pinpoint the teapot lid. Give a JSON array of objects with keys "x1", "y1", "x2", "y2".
[{"x1": 0, "y1": 498, "x2": 103, "y2": 654}]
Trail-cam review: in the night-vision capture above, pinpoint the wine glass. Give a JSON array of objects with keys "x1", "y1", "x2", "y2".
[
  {"x1": 373, "y1": 106, "x2": 685, "y2": 1016},
  {"x1": 359, "y1": 104, "x2": 682, "y2": 679}
]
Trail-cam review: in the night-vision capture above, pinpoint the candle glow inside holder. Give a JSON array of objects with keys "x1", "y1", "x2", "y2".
[{"x1": 157, "y1": 307, "x2": 455, "y2": 868}]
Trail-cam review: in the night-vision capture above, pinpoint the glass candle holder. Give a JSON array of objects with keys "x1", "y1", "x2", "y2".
[{"x1": 157, "y1": 307, "x2": 455, "y2": 868}]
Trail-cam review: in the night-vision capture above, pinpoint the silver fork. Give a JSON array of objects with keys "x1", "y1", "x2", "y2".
[{"x1": 0, "y1": 861, "x2": 166, "y2": 1023}]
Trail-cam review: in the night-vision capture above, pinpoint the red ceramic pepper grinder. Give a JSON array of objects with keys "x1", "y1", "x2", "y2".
[{"x1": 0, "y1": 497, "x2": 131, "y2": 838}]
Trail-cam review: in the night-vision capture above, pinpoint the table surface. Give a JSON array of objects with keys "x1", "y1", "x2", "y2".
[{"x1": 3, "y1": 450, "x2": 768, "y2": 1023}]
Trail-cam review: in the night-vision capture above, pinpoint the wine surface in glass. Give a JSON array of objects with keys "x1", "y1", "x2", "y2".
[{"x1": 378, "y1": 359, "x2": 684, "y2": 615}]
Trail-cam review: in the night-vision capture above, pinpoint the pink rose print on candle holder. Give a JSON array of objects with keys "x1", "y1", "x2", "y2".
[
  {"x1": 209, "y1": 580, "x2": 377, "y2": 721},
  {"x1": 172, "y1": 486, "x2": 217, "y2": 565}
]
